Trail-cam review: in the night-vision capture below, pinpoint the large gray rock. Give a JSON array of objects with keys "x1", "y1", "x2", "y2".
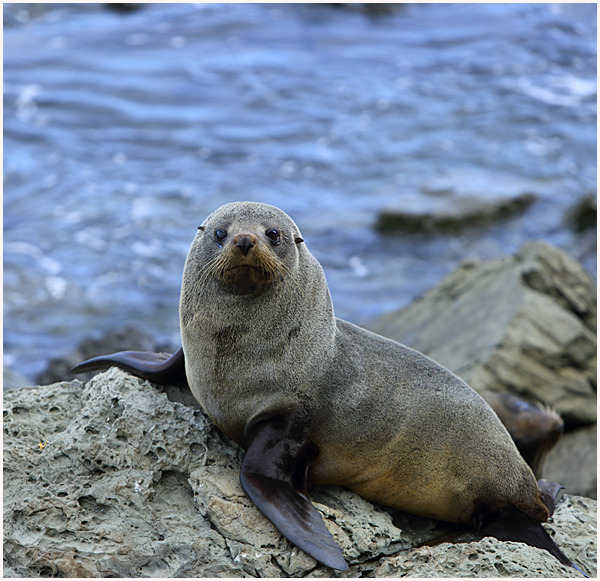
[
  {"x1": 366, "y1": 241, "x2": 596, "y2": 426},
  {"x1": 3, "y1": 370, "x2": 596, "y2": 577}
]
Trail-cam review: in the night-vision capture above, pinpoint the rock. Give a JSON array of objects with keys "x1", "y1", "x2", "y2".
[
  {"x1": 566, "y1": 193, "x2": 596, "y2": 233},
  {"x1": 327, "y1": 4, "x2": 405, "y2": 17},
  {"x1": 543, "y1": 424, "x2": 597, "y2": 499},
  {"x1": 4, "y1": 370, "x2": 596, "y2": 577},
  {"x1": 376, "y1": 192, "x2": 536, "y2": 234},
  {"x1": 3, "y1": 371, "x2": 242, "y2": 578},
  {"x1": 374, "y1": 494, "x2": 597, "y2": 578},
  {"x1": 103, "y1": 3, "x2": 144, "y2": 13},
  {"x1": 366, "y1": 242, "x2": 596, "y2": 426},
  {"x1": 372, "y1": 538, "x2": 583, "y2": 578},
  {"x1": 375, "y1": 170, "x2": 538, "y2": 234}
]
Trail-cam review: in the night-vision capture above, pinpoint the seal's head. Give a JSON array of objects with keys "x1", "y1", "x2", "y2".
[
  {"x1": 483, "y1": 391, "x2": 564, "y2": 476},
  {"x1": 188, "y1": 202, "x2": 305, "y2": 295}
]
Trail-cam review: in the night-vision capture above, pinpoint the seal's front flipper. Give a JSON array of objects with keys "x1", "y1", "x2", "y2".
[
  {"x1": 71, "y1": 346, "x2": 187, "y2": 385},
  {"x1": 240, "y1": 414, "x2": 348, "y2": 571},
  {"x1": 474, "y1": 504, "x2": 587, "y2": 576}
]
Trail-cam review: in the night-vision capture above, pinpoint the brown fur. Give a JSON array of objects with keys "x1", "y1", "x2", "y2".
[{"x1": 482, "y1": 391, "x2": 564, "y2": 477}]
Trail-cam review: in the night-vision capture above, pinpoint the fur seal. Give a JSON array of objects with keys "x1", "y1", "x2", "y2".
[
  {"x1": 481, "y1": 391, "x2": 564, "y2": 478},
  {"x1": 73, "y1": 202, "x2": 584, "y2": 574}
]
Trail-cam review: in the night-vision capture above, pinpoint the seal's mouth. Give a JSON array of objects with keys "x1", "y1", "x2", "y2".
[
  {"x1": 220, "y1": 261, "x2": 273, "y2": 292},
  {"x1": 225, "y1": 264, "x2": 259, "y2": 271},
  {"x1": 223, "y1": 264, "x2": 266, "y2": 280}
]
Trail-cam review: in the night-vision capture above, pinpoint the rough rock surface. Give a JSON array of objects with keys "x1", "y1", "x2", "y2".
[
  {"x1": 3, "y1": 369, "x2": 596, "y2": 578},
  {"x1": 372, "y1": 538, "x2": 583, "y2": 578},
  {"x1": 366, "y1": 241, "x2": 596, "y2": 426}
]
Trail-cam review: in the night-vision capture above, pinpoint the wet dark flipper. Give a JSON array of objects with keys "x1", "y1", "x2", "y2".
[
  {"x1": 474, "y1": 504, "x2": 587, "y2": 576},
  {"x1": 240, "y1": 413, "x2": 348, "y2": 571},
  {"x1": 71, "y1": 346, "x2": 187, "y2": 385}
]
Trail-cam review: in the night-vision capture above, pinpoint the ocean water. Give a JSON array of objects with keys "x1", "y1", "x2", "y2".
[{"x1": 4, "y1": 3, "x2": 596, "y2": 381}]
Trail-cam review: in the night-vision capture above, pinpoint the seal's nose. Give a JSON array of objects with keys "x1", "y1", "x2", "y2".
[{"x1": 234, "y1": 234, "x2": 256, "y2": 257}]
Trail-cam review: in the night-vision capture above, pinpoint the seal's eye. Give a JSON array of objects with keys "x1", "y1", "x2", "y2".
[
  {"x1": 265, "y1": 229, "x2": 280, "y2": 244},
  {"x1": 214, "y1": 229, "x2": 227, "y2": 245}
]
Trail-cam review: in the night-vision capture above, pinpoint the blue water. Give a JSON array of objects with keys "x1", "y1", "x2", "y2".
[{"x1": 4, "y1": 3, "x2": 596, "y2": 381}]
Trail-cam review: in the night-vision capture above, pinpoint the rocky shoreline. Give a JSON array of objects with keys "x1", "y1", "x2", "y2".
[
  {"x1": 4, "y1": 241, "x2": 596, "y2": 577},
  {"x1": 366, "y1": 241, "x2": 596, "y2": 500}
]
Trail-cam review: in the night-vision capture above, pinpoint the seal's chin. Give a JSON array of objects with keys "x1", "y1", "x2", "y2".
[{"x1": 220, "y1": 262, "x2": 274, "y2": 294}]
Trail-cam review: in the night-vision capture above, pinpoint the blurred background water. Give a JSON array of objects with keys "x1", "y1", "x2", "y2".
[{"x1": 4, "y1": 2, "x2": 596, "y2": 382}]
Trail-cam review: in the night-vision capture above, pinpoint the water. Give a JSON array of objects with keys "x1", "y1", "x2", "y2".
[{"x1": 4, "y1": 3, "x2": 596, "y2": 381}]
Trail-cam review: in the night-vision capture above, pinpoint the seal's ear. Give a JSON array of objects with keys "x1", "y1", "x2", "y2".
[
  {"x1": 197, "y1": 226, "x2": 205, "y2": 231},
  {"x1": 295, "y1": 237, "x2": 304, "y2": 244}
]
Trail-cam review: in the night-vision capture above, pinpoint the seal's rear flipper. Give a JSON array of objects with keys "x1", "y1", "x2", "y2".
[
  {"x1": 71, "y1": 347, "x2": 187, "y2": 385},
  {"x1": 474, "y1": 505, "x2": 587, "y2": 576},
  {"x1": 240, "y1": 414, "x2": 348, "y2": 571},
  {"x1": 537, "y1": 479, "x2": 564, "y2": 516}
]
